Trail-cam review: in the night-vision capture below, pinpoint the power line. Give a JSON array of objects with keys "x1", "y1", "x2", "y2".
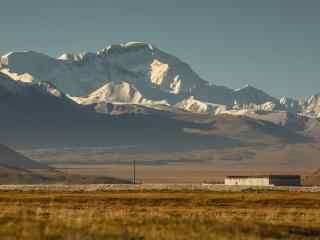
[{"x1": 132, "y1": 160, "x2": 136, "y2": 184}]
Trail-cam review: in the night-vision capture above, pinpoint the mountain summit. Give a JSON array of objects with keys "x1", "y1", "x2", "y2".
[
  {"x1": 0, "y1": 42, "x2": 276, "y2": 107},
  {"x1": 0, "y1": 42, "x2": 319, "y2": 118}
]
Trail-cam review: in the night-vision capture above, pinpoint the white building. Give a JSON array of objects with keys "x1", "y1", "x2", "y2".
[{"x1": 224, "y1": 175, "x2": 301, "y2": 186}]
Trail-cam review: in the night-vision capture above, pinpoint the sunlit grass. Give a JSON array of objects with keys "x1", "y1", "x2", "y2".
[{"x1": 0, "y1": 191, "x2": 320, "y2": 239}]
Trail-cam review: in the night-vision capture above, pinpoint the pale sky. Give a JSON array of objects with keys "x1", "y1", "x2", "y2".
[{"x1": 0, "y1": 0, "x2": 319, "y2": 98}]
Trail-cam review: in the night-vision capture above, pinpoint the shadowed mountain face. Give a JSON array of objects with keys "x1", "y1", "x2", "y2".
[
  {"x1": 0, "y1": 144, "x2": 51, "y2": 184},
  {"x1": 1, "y1": 42, "x2": 320, "y2": 119},
  {"x1": 0, "y1": 42, "x2": 317, "y2": 151},
  {"x1": 0, "y1": 74, "x2": 216, "y2": 148},
  {"x1": 0, "y1": 87, "x2": 308, "y2": 151},
  {"x1": 0, "y1": 144, "x2": 46, "y2": 169},
  {"x1": 0, "y1": 43, "x2": 276, "y2": 107},
  {"x1": 0, "y1": 165, "x2": 50, "y2": 184},
  {"x1": 2, "y1": 43, "x2": 319, "y2": 183},
  {"x1": 0, "y1": 70, "x2": 311, "y2": 149},
  {"x1": 0, "y1": 144, "x2": 132, "y2": 184}
]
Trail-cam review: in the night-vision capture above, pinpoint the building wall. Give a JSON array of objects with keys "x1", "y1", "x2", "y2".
[
  {"x1": 225, "y1": 176, "x2": 301, "y2": 186},
  {"x1": 270, "y1": 176, "x2": 301, "y2": 186},
  {"x1": 224, "y1": 177, "x2": 270, "y2": 186}
]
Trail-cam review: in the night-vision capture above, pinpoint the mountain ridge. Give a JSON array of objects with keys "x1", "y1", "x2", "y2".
[
  {"x1": 1, "y1": 42, "x2": 318, "y2": 114},
  {"x1": 0, "y1": 42, "x2": 319, "y2": 147}
]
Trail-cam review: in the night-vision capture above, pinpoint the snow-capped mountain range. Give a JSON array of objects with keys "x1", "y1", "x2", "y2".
[{"x1": 0, "y1": 41, "x2": 319, "y2": 119}]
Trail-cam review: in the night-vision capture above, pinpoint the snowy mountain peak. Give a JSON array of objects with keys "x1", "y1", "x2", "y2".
[
  {"x1": 301, "y1": 94, "x2": 320, "y2": 117},
  {"x1": 175, "y1": 96, "x2": 227, "y2": 114},
  {"x1": 235, "y1": 84, "x2": 252, "y2": 92},
  {"x1": 280, "y1": 96, "x2": 289, "y2": 105},
  {"x1": 0, "y1": 42, "x2": 208, "y2": 97},
  {"x1": 279, "y1": 96, "x2": 301, "y2": 112},
  {"x1": 57, "y1": 53, "x2": 76, "y2": 61},
  {"x1": 0, "y1": 71, "x2": 66, "y2": 100},
  {"x1": 57, "y1": 52, "x2": 97, "y2": 62},
  {"x1": 72, "y1": 81, "x2": 166, "y2": 106},
  {"x1": 0, "y1": 50, "x2": 58, "y2": 82},
  {"x1": 98, "y1": 42, "x2": 155, "y2": 56},
  {"x1": 71, "y1": 81, "x2": 169, "y2": 115},
  {"x1": 122, "y1": 42, "x2": 154, "y2": 51},
  {"x1": 88, "y1": 81, "x2": 144, "y2": 104},
  {"x1": 232, "y1": 85, "x2": 276, "y2": 106},
  {"x1": 0, "y1": 72, "x2": 25, "y2": 94},
  {"x1": 1, "y1": 42, "x2": 319, "y2": 118},
  {"x1": 1, "y1": 51, "x2": 53, "y2": 66}
]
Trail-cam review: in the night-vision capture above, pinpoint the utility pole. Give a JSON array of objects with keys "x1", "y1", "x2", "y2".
[{"x1": 132, "y1": 160, "x2": 136, "y2": 184}]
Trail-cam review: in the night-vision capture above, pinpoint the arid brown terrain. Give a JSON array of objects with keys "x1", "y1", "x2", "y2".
[
  {"x1": 1, "y1": 190, "x2": 320, "y2": 240},
  {"x1": 20, "y1": 143, "x2": 320, "y2": 184},
  {"x1": 0, "y1": 144, "x2": 129, "y2": 184}
]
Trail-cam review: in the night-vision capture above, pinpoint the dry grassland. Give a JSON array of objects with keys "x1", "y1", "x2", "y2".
[{"x1": 0, "y1": 190, "x2": 320, "y2": 239}]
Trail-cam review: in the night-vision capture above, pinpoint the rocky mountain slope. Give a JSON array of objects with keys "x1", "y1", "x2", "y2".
[
  {"x1": 0, "y1": 42, "x2": 278, "y2": 107},
  {"x1": 301, "y1": 94, "x2": 320, "y2": 118},
  {"x1": 0, "y1": 69, "x2": 310, "y2": 149},
  {"x1": 0, "y1": 42, "x2": 319, "y2": 147},
  {"x1": 2, "y1": 42, "x2": 318, "y2": 118}
]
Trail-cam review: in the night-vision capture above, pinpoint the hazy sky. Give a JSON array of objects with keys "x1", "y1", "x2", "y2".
[{"x1": 0, "y1": 0, "x2": 319, "y2": 98}]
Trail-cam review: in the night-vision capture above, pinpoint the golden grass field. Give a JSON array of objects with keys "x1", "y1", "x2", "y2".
[{"x1": 1, "y1": 190, "x2": 320, "y2": 239}]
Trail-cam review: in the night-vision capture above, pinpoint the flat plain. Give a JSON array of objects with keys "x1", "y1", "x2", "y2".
[
  {"x1": 21, "y1": 143, "x2": 320, "y2": 184},
  {"x1": 1, "y1": 190, "x2": 320, "y2": 240}
]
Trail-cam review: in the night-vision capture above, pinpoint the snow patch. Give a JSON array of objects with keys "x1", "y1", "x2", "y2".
[
  {"x1": 150, "y1": 59, "x2": 169, "y2": 86},
  {"x1": 72, "y1": 81, "x2": 168, "y2": 107},
  {"x1": 0, "y1": 69, "x2": 34, "y2": 83},
  {"x1": 175, "y1": 96, "x2": 227, "y2": 114}
]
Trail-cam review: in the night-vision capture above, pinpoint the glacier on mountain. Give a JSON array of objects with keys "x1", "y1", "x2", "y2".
[{"x1": 0, "y1": 42, "x2": 319, "y2": 119}]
